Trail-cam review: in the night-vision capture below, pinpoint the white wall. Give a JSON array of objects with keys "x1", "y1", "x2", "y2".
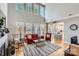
[
  {"x1": 0, "y1": 9, "x2": 4, "y2": 16},
  {"x1": 64, "y1": 17, "x2": 79, "y2": 44},
  {"x1": 0, "y1": 3, "x2": 7, "y2": 17},
  {"x1": 0, "y1": 3, "x2": 8, "y2": 27},
  {"x1": 45, "y1": 3, "x2": 79, "y2": 22}
]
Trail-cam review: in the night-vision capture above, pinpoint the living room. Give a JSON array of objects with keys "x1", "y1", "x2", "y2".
[{"x1": 0, "y1": 3, "x2": 79, "y2": 56}]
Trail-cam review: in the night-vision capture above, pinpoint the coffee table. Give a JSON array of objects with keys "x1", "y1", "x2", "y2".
[
  {"x1": 64, "y1": 48, "x2": 76, "y2": 56},
  {"x1": 64, "y1": 44, "x2": 79, "y2": 56},
  {"x1": 33, "y1": 39, "x2": 45, "y2": 47}
]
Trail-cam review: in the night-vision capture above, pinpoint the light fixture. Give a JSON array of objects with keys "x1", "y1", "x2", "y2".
[{"x1": 68, "y1": 14, "x2": 73, "y2": 16}]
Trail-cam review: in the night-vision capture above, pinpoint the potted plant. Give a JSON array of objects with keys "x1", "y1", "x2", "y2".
[
  {"x1": 0, "y1": 17, "x2": 5, "y2": 29},
  {"x1": 0, "y1": 17, "x2": 5, "y2": 37}
]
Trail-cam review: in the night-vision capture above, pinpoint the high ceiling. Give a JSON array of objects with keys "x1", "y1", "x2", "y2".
[{"x1": 43, "y1": 3, "x2": 79, "y2": 22}]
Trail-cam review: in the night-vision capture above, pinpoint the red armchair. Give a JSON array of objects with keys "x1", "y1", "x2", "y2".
[{"x1": 45, "y1": 33, "x2": 51, "y2": 41}]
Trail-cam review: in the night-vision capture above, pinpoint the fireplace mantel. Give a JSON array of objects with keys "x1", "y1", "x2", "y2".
[{"x1": 0, "y1": 34, "x2": 8, "y2": 47}]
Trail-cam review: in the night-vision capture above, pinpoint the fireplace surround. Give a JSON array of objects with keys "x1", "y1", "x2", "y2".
[{"x1": 71, "y1": 36, "x2": 79, "y2": 45}]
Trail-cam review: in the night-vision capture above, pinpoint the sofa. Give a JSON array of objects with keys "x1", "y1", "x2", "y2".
[
  {"x1": 24, "y1": 34, "x2": 38, "y2": 44},
  {"x1": 24, "y1": 33, "x2": 51, "y2": 44}
]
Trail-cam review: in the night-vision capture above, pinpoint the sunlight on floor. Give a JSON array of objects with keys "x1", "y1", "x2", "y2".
[
  {"x1": 51, "y1": 35, "x2": 64, "y2": 47},
  {"x1": 15, "y1": 47, "x2": 24, "y2": 56}
]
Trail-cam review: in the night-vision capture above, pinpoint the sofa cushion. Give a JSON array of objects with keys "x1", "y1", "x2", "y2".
[
  {"x1": 27, "y1": 35, "x2": 32, "y2": 39},
  {"x1": 32, "y1": 34, "x2": 38, "y2": 40},
  {"x1": 46, "y1": 34, "x2": 50, "y2": 38},
  {"x1": 32, "y1": 34, "x2": 38, "y2": 37},
  {"x1": 33, "y1": 40, "x2": 39, "y2": 43}
]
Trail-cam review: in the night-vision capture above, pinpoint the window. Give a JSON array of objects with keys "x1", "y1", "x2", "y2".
[
  {"x1": 27, "y1": 3, "x2": 33, "y2": 13},
  {"x1": 24, "y1": 3, "x2": 28, "y2": 12},
  {"x1": 16, "y1": 3, "x2": 24, "y2": 12},
  {"x1": 26, "y1": 23, "x2": 33, "y2": 34},
  {"x1": 34, "y1": 4, "x2": 40, "y2": 15},
  {"x1": 48, "y1": 24, "x2": 52, "y2": 33},
  {"x1": 16, "y1": 3, "x2": 45, "y2": 18},
  {"x1": 40, "y1": 24, "x2": 45, "y2": 35},
  {"x1": 40, "y1": 6, "x2": 45, "y2": 17},
  {"x1": 16, "y1": 22, "x2": 25, "y2": 39}
]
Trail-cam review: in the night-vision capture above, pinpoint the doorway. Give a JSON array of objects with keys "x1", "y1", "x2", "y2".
[{"x1": 48, "y1": 22, "x2": 64, "y2": 47}]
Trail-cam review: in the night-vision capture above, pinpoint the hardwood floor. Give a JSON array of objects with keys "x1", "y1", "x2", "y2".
[
  {"x1": 51, "y1": 39, "x2": 64, "y2": 47},
  {"x1": 15, "y1": 36, "x2": 65, "y2": 56},
  {"x1": 50, "y1": 37, "x2": 64, "y2": 56},
  {"x1": 15, "y1": 47, "x2": 24, "y2": 56}
]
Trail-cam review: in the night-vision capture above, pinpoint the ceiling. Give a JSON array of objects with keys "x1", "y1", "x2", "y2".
[{"x1": 43, "y1": 3, "x2": 79, "y2": 22}]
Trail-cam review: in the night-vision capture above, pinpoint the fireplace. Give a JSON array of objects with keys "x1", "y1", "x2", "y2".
[{"x1": 71, "y1": 36, "x2": 78, "y2": 44}]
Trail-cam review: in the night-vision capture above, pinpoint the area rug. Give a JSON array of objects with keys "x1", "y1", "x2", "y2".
[{"x1": 23, "y1": 41, "x2": 61, "y2": 56}]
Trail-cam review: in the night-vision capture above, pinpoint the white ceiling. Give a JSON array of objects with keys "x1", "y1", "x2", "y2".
[{"x1": 44, "y1": 3, "x2": 79, "y2": 22}]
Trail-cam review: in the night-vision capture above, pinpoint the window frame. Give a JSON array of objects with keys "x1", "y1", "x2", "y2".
[{"x1": 16, "y1": 3, "x2": 45, "y2": 18}]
